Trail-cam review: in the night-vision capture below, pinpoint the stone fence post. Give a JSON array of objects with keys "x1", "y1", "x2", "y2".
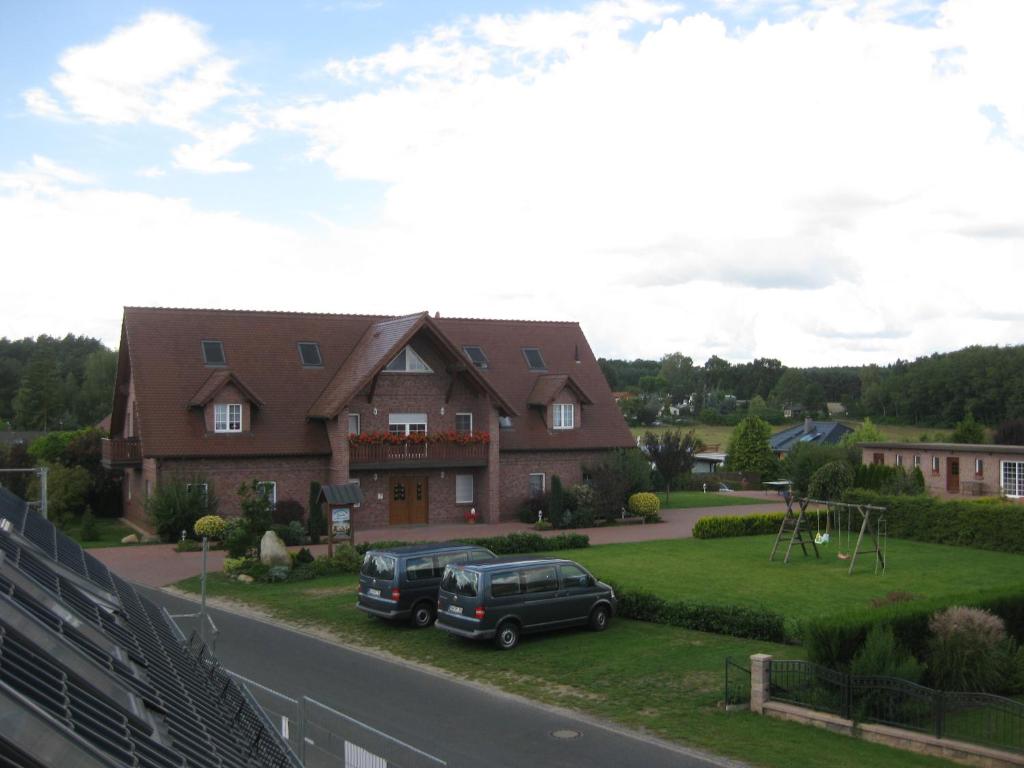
[{"x1": 750, "y1": 654, "x2": 773, "y2": 714}]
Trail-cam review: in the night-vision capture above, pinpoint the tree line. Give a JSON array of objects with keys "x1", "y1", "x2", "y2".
[
  {"x1": 600, "y1": 344, "x2": 1024, "y2": 428},
  {"x1": 0, "y1": 335, "x2": 117, "y2": 431}
]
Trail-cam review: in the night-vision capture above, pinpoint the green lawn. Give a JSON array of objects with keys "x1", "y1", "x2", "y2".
[
  {"x1": 567, "y1": 537, "x2": 1024, "y2": 629},
  {"x1": 660, "y1": 490, "x2": 767, "y2": 509},
  {"x1": 631, "y1": 420, "x2": 954, "y2": 448},
  {"x1": 62, "y1": 517, "x2": 136, "y2": 549},
  {"x1": 176, "y1": 559, "x2": 961, "y2": 767}
]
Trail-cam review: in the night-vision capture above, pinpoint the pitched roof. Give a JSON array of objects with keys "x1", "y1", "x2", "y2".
[
  {"x1": 188, "y1": 369, "x2": 264, "y2": 408},
  {"x1": 859, "y1": 441, "x2": 1024, "y2": 455},
  {"x1": 526, "y1": 374, "x2": 594, "y2": 407},
  {"x1": 116, "y1": 307, "x2": 634, "y2": 457},
  {"x1": 769, "y1": 420, "x2": 853, "y2": 453}
]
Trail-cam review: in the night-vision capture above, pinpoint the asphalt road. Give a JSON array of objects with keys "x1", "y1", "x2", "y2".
[{"x1": 141, "y1": 586, "x2": 744, "y2": 768}]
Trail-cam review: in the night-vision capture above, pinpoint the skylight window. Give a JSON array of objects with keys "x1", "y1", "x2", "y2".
[
  {"x1": 298, "y1": 342, "x2": 322, "y2": 367},
  {"x1": 201, "y1": 340, "x2": 225, "y2": 366},
  {"x1": 522, "y1": 347, "x2": 546, "y2": 370},
  {"x1": 384, "y1": 345, "x2": 432, "y2": 373},
  {"x1": 463, "y1": 346, "x2": 489, "y2": 368}
]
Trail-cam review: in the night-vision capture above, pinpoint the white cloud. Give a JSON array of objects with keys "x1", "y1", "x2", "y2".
[
  {"x1": 0, "y1": 156, "x2": 94, "y2": 195},
  {"x1": 270, "y1": 0, "x2": 1024, "y2": 365},
  {"x1": 172, "y1": 122, "x2": 255, "y2": 173},
  {"x1": 26, "y1": 12, "x2": 253, "y2": 173},
  {"x1": 136, "y1": 166, "x2": 166, "y2": 179}
]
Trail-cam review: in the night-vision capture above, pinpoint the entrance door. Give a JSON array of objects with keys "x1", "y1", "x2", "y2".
[
  {"x1": 946, "y1": 457, "x2": 960, "y2": 493},
  {"x1": 389, "y1": 476, "x2": 428, "y2": 525}
]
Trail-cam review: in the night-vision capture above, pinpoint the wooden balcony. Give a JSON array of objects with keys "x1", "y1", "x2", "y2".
[
  {"x1": 349, "y1": 441, "x2": 488, "y2": 471},
  {"x1": 101, "y1": 437, "x2": 142, "y2": 469}
]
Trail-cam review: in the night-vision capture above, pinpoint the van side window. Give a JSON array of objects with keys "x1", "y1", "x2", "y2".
[
  {"x1": 523, "y1": 566, "x2": 558, "y2": 593},
  {"x1": 559, "y1": 564, "x2": 589, "y2": 587},
  {"x1": 471, "y1": 549, "x2": 495, "y2": 560},
  {"x1": 491, "y1": 571, "x2": 522, "y2": 597},
  {"x1": 436, "y1": 551, "x2": 469, "y2": 577},
  {"x1": 406, "y1": 555, "x2": 435, "y2": 581}
]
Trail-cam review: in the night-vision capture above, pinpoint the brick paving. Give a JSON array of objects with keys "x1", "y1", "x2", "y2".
[{"x1": 89, "y1": 491, "x2": 786, "y2": 587}]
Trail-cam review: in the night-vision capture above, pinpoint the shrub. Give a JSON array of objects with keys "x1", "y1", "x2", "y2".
[
  {"x1": 295, "y1": 546, "x2": 315, "y2": 565},
  {"x1": 549, "y1": 475, "x2": 565, "y2": 527},
  {"x1": 223, "y1": 557, "x2": 268, "y2": 580},
  {"x1": 175, "y1": 539, "x2": 202, "y2": 552},
  {"x1": 568, "y1": 484, "x2": 596, "y2": 528},
  {"x1": 807, "y1": 461, "x2": 854, "y2": 501},
  {"x1": 272, "y1": 499, "x2": 305, "y2": 526},
  {"x1": 850, "y1": 625, "x2": 923, "y2": 682},
  {"x1": 330, "y1": 544, "x2": 362, "y2": 573},
  {"x1": 584, "y1": 448, "x2": 652, "y2": 523},
  {"x1": 852, "y1": 464, "x2": 925, "y2": 496},
  {"x1": 265, "y1": 565, "x2": 291, "y2": 583},
  {"x1": 269, "y1": 523, "x2": 305, "y2": 547},
  {"x1": 459, "y1": 531, "x2": 589, "y2": 555},
  {"x1": 79, "y1": 507, "x2": 98, "y2": 541},
  {"x1": 692, "y1": 513, "x2": 785, "y2": 539},
  {"x1": 287, "y1": 519, "x2": 306, "y2": 545},
  {"x1": 193, "y1": 514, "x2": 226, "y2": 540},
  {"x1": 237, "y1": 480, "x2": 274, "y2": 538},
  {"x1": 44, "y1": 465, "x2": 93, "y2": 526},
  {"x1": 927, "y1": 607, "x2": 1015, "y2": 692},
  {"x1": 307, "y1": 481, "x2": 324, "y2": 545},
  {"x1": 534, "y1": 520, "x2": 553, "y2": 531},
  {"x1": 225, "y1": 523, "x2": 254, "y2": 559},
  {"x1": 611, "y1": 583, "x2": 786, "y2": 642},
  {"x1": 784, "y1": 443, "x2": 858, "y2": 496},
  {"x1": 146, "y1": 475, "x2": 216, "y2": 542},
  {"x1": 627, "y1": 492, "x2": 660, "y2": 520},
  {"x1": 842, "y1": 490, "x2": 1024, "y2": 554},
  {"x1": 222, "y1": 557, "x2": 247, "y2": 575}
]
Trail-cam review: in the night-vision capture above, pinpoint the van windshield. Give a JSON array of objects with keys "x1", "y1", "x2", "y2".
[
  {"x1": 361, "y1": 553, "x2": 396, "y2": 580},
  {"x1": 440, "y1": 566, "x2": 478, "y2": 597}
]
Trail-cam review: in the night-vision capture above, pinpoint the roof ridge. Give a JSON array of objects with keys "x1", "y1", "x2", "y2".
[
  {"x1": 124, "y1": 306, "x2": 386, "y2": 319},
  {"x1": 435, "y1": 315, "x2": 580, "y2": 325}
]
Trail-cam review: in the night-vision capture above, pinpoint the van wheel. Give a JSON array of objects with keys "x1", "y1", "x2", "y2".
[
  {"x1": 589, "y1": 605, "x2": 610, "y2": 632},
  {"x1": 410, "y1": 602, "x2": 435, "y2": 628},
  {"x1": 494, "y1": 621, "x2": 520, "y2": 650}
]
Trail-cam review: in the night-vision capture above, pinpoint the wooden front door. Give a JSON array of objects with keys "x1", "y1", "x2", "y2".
[
  {"x1": 389, "y1": 476, "x2": 428, "y2": 525},
  {"x1": 946, "y1": 457, "x2": 960, "y2": 493}
]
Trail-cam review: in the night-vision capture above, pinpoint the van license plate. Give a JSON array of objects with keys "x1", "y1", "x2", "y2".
[
  {"x1": 367, "y1": 588, "x2": 381, "y2": 597},
  {"x1": 448, "y1": 605, "x2": 463, "y2": 614}
]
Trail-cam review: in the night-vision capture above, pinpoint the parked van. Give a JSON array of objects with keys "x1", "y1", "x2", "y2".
[
  {"x1": 357, "y1": 543, "x2": 496, "y2": 627},
  {"x1": 434, "y1": 557, "x2": 615, "y2": 649}
]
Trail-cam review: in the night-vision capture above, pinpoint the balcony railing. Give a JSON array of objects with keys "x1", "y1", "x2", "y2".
[
  {"x1": 101, "y1": 437, "x2": 142, "y2": 469},
  {"x1": 349, "y1": 441, "x2": 488, "y2": 469}
]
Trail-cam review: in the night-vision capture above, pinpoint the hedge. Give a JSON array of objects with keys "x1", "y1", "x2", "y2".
[
  {"x1": 692, "y1": 513, "x2": 785, "y2": 539},
  {"x1": 841, "y1": 490, "x2": 1024, "y2": 554},
  {"x1": 611, "y1": 583, "x2": 786, "y2": 643},
  {"x1": 800, "y1": 588, "x2": 1024, "y2": 669},
  {"x1": 354, "y1": 532, "x2": 589, "y2": 557}
]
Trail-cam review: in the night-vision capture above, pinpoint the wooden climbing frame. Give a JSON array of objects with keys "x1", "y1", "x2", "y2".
[{"x1": 770, "y1": 496, "x2": 888, "y2": 575}]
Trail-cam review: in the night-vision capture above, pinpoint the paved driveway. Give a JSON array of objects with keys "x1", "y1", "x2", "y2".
[{"x1": 91, "y1": 493, "x2": 785, "y2": 587}]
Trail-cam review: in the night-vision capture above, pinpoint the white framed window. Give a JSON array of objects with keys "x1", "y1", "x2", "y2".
[
  {"x1": 1001, "y1": 461, "x2": 1024, "y2": 498},
  {"x1": 913, "y1": 455, "x2": 921, "y2": 469},
  {"x1": 388, "y1": 413, "x2": 427, "y2": 435},
  {"x1": 456, "y1": 474, "x2": 474, "y2": 504},
  {"x1": 455, "y1": 413, "x2": 473, "y2": 433},
  {"x1": 384, "y1": 346, "x2": 432, "y2": 373},
  {"x1": 931, "y1": 456, "x2": 941, "y2": 473},
  {"x1": 895, "y1": 454, "x2": 903, "y2": 467},
  {"x1": 257, "y1": 481, "x2": 277, "y2": 507},
  {"x1": 528, "y1": 473, "x2": 545, "y2": 499},
  {"x1": 553, "y1": 403, "x2": 575, "y2": 430},
  {"x1": 214, "y1": 403, "x2": 242, "y2": 433},
  {"x1": 348, "y1": 413, "x2": 360, "y2": 435},
  {"x1": 186, "y1": 483, "x2": 209, "y2": 504},
  {"x1": 975, "y1": 458, "x2": 984, "y2": 476}
]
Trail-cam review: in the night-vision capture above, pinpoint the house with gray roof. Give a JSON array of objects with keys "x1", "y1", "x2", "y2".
[{"x1": 769, "y1": 418, "x2": 853, "y2": 458}]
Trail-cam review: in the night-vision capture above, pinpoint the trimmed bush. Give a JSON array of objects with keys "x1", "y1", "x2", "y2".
[
  {"x1": 611, "y1": 583, "x2": 786, "y2": 643},
  {"x1": 352, "y1": 532, "x2": 589, "y2": 557},
  {"x1": 692, "y1": 513, "x2": 785, "y2": 539},
  {"x1": 307, "y1": 481, "x2": 324, "y2": 544},
  {"x1": 808, "y1": 461, "x2": 854, "y2": 501},
  {"x1": 842, "y1": 490, "x2": 1024, "y2": 554},
  {"x1": 193, "y1": 514, "x2": 226, "y2": 539},
  {"x1": 627, "y1": 492, "x2": 661, "y2": 520}
]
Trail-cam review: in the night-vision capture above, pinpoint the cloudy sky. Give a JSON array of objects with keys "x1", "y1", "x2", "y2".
[{"x1": 1, "y1": 0, "x2": 1021, "y2": 366}]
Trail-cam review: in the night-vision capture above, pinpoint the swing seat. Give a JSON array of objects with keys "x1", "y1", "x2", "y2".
[
  {"x1": 837, "y1": 552, "x2": 850, "y2": 560},
  {"x1": 816, "y1": 532, "x2": 830, "y2": 545}
]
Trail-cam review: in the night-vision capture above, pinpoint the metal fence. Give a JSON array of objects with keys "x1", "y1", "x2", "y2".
[
  {"x1": 723, "y1": 657, "x2": 750, "y2": 707},
  {"x1": 768, "y1": 660, "x2": 1024, "y2": 754},
  {"x1": 228, "y1": 669, "x2": 448, "y2": 768}
]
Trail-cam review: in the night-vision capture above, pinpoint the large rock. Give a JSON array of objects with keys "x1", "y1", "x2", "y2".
[
  {"x1": 259, "y1": 530, "x2": 291, "y2": 569},
  {"x1": 237, "y1": 574, "x2": 254, "y2": 584},
  {"x1": 121, "y1": 534, "x2": 139, "y2": 544}
]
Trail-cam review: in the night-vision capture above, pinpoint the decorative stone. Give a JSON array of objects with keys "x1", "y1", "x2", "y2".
[
  {"x1": 121, "y1": 534, "x2": 139, "y2": 544},
  {"x1": 259, "y1": 530, "x2": 291, "y2": 569},
  {"x1": 237, "y1": 574, "x2": 254, "y2": 584}
]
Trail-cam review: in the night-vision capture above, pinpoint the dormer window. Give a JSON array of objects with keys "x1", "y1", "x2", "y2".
[
  {"x1": 384, "y1": 346, "x2": 432, "y2": 373},
  {"x1": 214, "y1": 403, "x2": 242, "y2": 433},
  {"x1": 522, "y1": 347, "x2": 546, "y2": 371},
  {"x1": 298, "y1": 342, "x2": 322, "y2": 367},
  {"x1": 553, "y1": 403, "x2": 575, "y2": 430},
  {"x1": 202, "y1": 340, "x2": 225, "y2": 366},
  {"x1": 463, "y1": 346, "x2": 489, "y2": 369}
]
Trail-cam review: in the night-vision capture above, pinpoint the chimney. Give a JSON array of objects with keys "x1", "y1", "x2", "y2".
[{"x1": 803, "y1": 417, "x2": 814, "y2": 435}]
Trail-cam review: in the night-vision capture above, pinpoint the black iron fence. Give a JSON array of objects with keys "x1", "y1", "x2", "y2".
[
  {"x1": 768, "y1": 660, "x2": 1023, "y2": 754},
  {"x1": 723, "y1": 657, "x2": 750, "y2": 707}
]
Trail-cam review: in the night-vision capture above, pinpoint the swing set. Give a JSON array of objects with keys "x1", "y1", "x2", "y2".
[{"x1": 769, "y1": 494, "x2": 888, "y2": 575}]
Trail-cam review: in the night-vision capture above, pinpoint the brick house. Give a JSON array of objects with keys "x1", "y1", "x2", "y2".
[
  {"x1": 860, "y1": 442, "x2": 1024, "y2": 500},
  {"x1": 102, "y1": 308, "x2": 635, "y2": 529}
]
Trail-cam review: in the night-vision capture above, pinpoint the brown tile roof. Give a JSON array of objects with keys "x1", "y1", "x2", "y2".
[
  {"x1": 117, "y1": 307, "x2": 634, "y2": 458},
  {"x1": 526, "y1": 374, "x2": 594, "y2": 407},
  {"x1": 188, "y1": 370, "x2": 264, "y2": 408}
]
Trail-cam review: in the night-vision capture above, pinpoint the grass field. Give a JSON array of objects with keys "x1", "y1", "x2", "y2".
[
  {"x1": 176, "y1": 570, "x2": 954, "y2": 768},
  {"x1": 565, "y1": 537, "x2": 1024, "y2": 628},
  {"x1": 62, "y1": 517, "x2": 136, "y2": 549},
  {"x1": 659, "y1": 490, "x2": 766, "y2": 508},
  {"x1": 631, "y1": 420, "x2": 954, "y2": 447}
]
